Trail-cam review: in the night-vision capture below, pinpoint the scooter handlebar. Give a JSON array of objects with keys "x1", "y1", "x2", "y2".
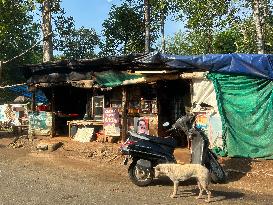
[{"x1": 166, "y1": 127, "x2": 175, "y2": 133}]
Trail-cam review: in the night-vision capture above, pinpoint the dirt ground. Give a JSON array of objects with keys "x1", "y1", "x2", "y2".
[{"x1": 1, "y1": 133, "x2": 273, "y2": 197}]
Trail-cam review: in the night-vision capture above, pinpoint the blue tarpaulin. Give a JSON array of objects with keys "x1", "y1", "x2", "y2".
[
  {"x1": 7, "y1": 85, "x2": 48, "y2": 103},
  {"x1": 157, "y1": 53, "x2": 273, "y2": 80}
]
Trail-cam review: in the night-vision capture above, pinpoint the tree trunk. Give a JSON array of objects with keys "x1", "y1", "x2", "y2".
[
  {"x1": 42, "y1": 0, "x2": 53, "y2": 62},
  {"x1": 206, "y1": 29, "x2": 213, "y2": 54},
  {"x1": 160, "y1": 10, "x2": 165, "y2": 53},
  {"x1": 0, "y1": 61, "x2": 2, "y2": 82},
  {"x1": 144, "y1": 0, "x2": 151, "y2": 53},
  {"x1": 124, "y1": 38, "x2": 128, "y2": 54},
  {"x1": 252, "y1": 0, "x2": 265, "y2": 54}
]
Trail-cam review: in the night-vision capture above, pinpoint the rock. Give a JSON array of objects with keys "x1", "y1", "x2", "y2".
[
  {"x1": 36, "y1": 143, "x2": 48, "y2": 151},
  {"x1": 36, "y1": 141, "x2": 63, "y2": 152},
  {"x1": 48, "y1": 142, "x2": 63, "y2": 152}
]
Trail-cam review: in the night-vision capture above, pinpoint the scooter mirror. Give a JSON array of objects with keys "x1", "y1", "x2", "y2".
[{"x1": 162, "y1": 122, "x2": 170, "y2": 127}]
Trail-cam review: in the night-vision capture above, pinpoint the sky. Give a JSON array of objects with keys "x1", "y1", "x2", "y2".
[{"x1": 61, "y1": 0, "x2": 183, "y2": 37}]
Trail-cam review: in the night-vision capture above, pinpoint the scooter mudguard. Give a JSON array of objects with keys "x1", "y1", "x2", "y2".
[{"x1": 136, "y1": 159, "x2": 152, "y2": 169}]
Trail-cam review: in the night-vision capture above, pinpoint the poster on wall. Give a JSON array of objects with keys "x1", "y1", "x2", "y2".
[
  {"x1": 134, "y1": 117, "x2": 149, "y2": 135},
  {"x1": 0, "y1": 104, "x2": 28, "y2": 131},
  {"x1": 194, "y1": 111, "x2": 223, "y2": 149},
  {"x1": 195, "y1": 113, "x2": 209, "y2": 132},
  {"x1": 208, "y1": 114, "x2": 223, "y2": 148},
  {"x1": 103, "y1": 108, "x2": 120, "y2": 136}
]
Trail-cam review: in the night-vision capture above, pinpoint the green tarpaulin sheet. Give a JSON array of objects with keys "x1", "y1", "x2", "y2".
[
  {"x1": 208, "y1": 73, "x2": 273, "y2": 159},
  {"x1": 94, "y1": 71, "x2": 143, "y2": 87}
]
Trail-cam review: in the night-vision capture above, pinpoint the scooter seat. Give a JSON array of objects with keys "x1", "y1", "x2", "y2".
[
  {"x1": 128, "y1": 131, "x2": 176, "y2": 147},
  {"x1": 147, "y1": 135, "x2": 177, "y2": 147}
]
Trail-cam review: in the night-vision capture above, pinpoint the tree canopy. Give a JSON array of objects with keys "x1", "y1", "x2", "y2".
[
  {"x1": 0, "y1": 0, "x2": 42, "y2": 84},
  {"x1": 54, "y1": 15, "x2": 100, "y2": 59},
  {"x1": 100, "y1": 3, "x2": 145, "y2": 55}
]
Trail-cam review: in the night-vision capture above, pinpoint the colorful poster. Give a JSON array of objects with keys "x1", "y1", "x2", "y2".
[
  {"x1": 0, "y1": 104, "x2": 28, "y2": 131},
  {"x1": 195, "y1": 113, "x2": 209, "y2": 131},
  {"x1": 103, "y1": 108, "x2": 120, "y2": 136},
  {"x1": 134, "y1": 117, "x2": 149, "y2": 135}
]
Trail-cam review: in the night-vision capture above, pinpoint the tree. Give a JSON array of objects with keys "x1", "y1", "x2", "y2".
[
  {"x1": 229, "y1": 0, "x2": 273, "y2": 53},
  {"x1": 0, "y1": 0, "x2": 42, "y2": 103},
  {"x1": 101, "y1": 3, "x2": 145, "y2": 55},
  {"x1": 41, "y1": 0, "x2": 53, "y2": 62},
  {"x1": 0, "y1": 0, "x2": 42, "y2": 84},
  {"x1": 165, "y1": 27, "x2": 239, "y2": 55},
  {"x1": 174, "y1": 0, "x2": 233, "y2": 54},
  {"x1": 144, "y1": 0, "x2": 151, "y2": 53},
  {"x1": 54, "y1": 15, "x2": 100, "y2": 59},
  {"x1": 151, "y1": 0, "x2": 176, "y2": 53}
]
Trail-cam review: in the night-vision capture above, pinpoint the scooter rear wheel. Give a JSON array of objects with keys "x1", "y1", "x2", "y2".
[{"x1": 128, "y1": 161, "x2": 153, "y2": 187}]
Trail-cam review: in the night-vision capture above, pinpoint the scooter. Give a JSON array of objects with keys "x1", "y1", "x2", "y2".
[{"x1": 120, "y1": 114, "x2": 226, "y2": 187}]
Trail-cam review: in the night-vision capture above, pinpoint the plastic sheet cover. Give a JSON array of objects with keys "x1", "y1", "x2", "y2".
[
  {"x1": 159, "y1": 53, "x2": 273, "y2": 80},
  {"x1": 208, "y1": 73, "x2": 273, "y2": 159}
]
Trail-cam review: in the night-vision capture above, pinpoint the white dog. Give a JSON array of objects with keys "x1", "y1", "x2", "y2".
[{"x1": 155, "y1": 164, "x2": 211, "y2": 202}]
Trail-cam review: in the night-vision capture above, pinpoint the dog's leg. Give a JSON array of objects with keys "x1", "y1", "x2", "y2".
[
  {"x1": 204, "y1": 187, "x2": 211, "y2": 203},
  {"x1": 200, "y1": 181, "x2": 211, "y2": 203},
  {"x1": 196, "y1": 181, "x2": 204, "y2": 199},
  {"x1": 170, "y1": 181, "x2": 179, "y2": 198}
]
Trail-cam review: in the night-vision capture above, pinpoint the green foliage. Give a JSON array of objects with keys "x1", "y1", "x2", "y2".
[
  {"x1": 100, "y1": 3, "x2": 145, "y2": 55},
  {"x1": 163, "y1": 0, "x2": 273, "y2": 55},
  {"x1": 213, "y1": 29, "x2": 239, "y2": 54},
  {"x1": 165, "y1": 28, "x2": 239, "y2": 55},
  {"x1": 54, "y1": 15, "x2": 100, "y2": 59},
  {"x1": 0, "y1": 0, "x2": 42, "y2": 104},
  {"x1": 0, "y1": 0, "x2": 42, "y2": 85}
]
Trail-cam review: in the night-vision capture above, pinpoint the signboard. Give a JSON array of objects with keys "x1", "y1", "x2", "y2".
[
  {"x1": 29, "y1": 111, "x2": 52, "y2": 135},
  {"x1": 103, "y1": 108, "x2": 120, "y2": 136}
]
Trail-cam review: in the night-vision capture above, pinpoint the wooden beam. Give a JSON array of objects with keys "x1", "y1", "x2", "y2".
[
  {"x1": 121, "y1": 87, "x2": 128, "y2": 142},
  {"x1": 180, "y1": 72, "x2": 207, "y2": 79}
]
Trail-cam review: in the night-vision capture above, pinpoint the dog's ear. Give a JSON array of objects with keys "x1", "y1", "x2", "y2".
[{"x1": 155, "y1": 166, "x2": 160, "y2": 171}]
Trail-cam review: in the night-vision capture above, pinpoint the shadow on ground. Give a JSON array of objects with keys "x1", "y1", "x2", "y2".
[
  {"x1": 153, "y1": 177, "x2": 245, "y2": 202},
  {"x1": 221, "y1": 158, "x2": 253, "y2": 182}
]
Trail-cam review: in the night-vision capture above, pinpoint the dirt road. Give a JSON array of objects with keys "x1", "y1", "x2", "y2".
[{"x1": 0, "y1": 145, "x2": 272, "y2": 205}]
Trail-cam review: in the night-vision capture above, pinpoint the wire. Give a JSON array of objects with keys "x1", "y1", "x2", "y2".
[{"x1": 2, "y1": 32, "x2": 53, "y2": 65}]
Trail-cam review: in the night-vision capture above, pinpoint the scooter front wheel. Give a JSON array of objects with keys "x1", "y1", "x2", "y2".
[{"x1": 128, "y1": 161, "x2": 153, "y2": 187}]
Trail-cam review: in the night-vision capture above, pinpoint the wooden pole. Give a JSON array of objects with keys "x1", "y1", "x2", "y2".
[
  {"x1": 31, "y1": 90, "x2": 36, "y2": 112},
  {"x1": 121, "y1": 87, "x2": 128, "y2": 142},
  {"x1": 51, "y1": 88, "x2": 56, "y2": 137},
  {"x1": 29, "y1": 87, "x2": 36, "y2": 141}
]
